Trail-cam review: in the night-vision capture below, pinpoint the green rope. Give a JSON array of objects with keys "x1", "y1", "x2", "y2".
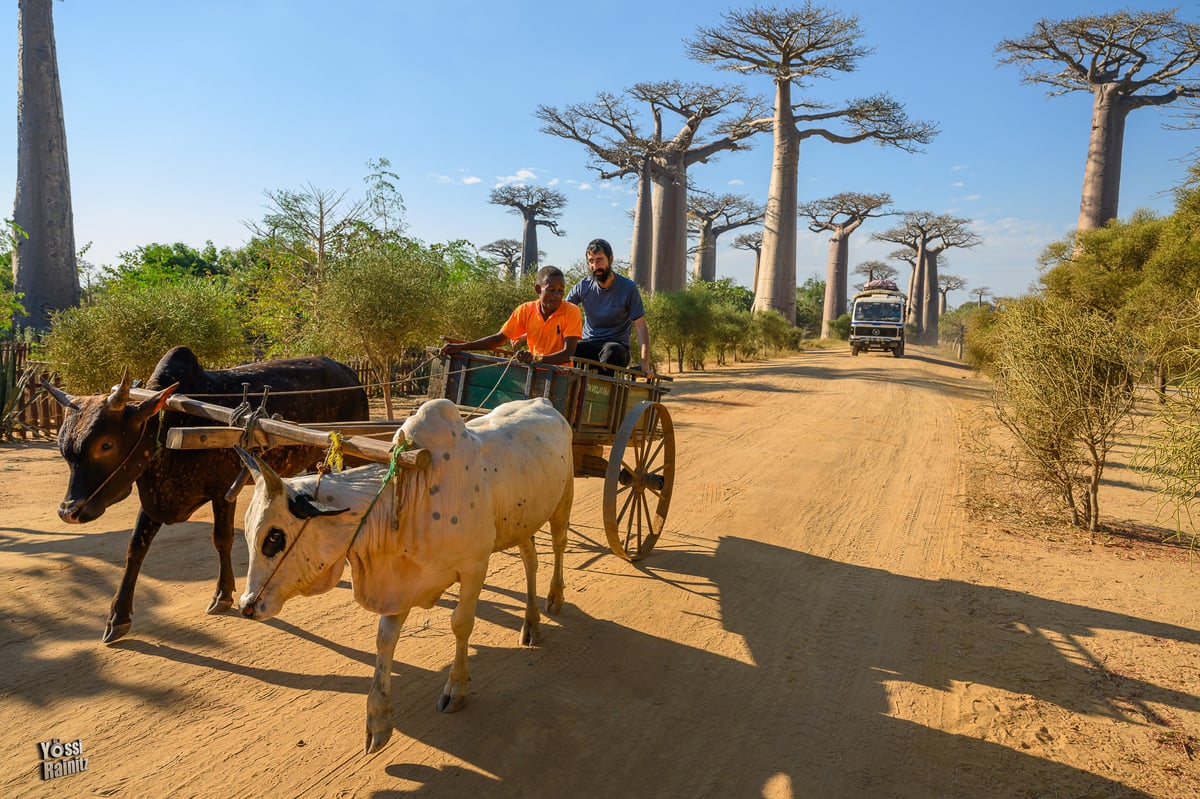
[{"x1": 345, "y1": 436, "x2": 414, "y2": 553}]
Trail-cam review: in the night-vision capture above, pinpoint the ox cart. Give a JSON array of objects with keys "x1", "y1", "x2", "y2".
[{"x1": 139, "y1": 351, "x2": 675, "y2": 561}]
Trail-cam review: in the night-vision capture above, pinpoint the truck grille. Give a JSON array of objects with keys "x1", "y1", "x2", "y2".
[{"x1": 851, "y1": 325, "x2": 901, "y2": 338}]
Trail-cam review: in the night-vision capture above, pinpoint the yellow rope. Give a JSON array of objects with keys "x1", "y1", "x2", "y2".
[{"x1": 324, "y1": 430, "x2": 345, "y2": 473}]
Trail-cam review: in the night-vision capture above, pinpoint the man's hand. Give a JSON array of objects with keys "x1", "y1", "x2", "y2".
[
  {"x1": 515, "y1": 350, "x2": 536, "y2": 364},
  {"x1": 438, "y1": 342, "x2": 463, "y2": 358}
]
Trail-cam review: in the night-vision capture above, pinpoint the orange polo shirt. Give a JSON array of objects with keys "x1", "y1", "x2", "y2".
[{"x1": 500, "y1": 300, "x2": 583, "y2": 356}]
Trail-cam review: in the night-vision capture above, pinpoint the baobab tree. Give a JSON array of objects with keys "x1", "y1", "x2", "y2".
[
  {"x1": 797, "y1": 191, "x2": 892, "y2": 338},
  {"x1": 997, "y1": 9, "x2": 1200, "y2": 233},
  {"x1": 488, "y1": 185, "x2": 566, "y2": 274},
  {"x1": 687, "y1": 3, "x2": 937, "y2": 323},
  {"x1": 937, "y1": 273, "x2": 967, "y2": 316},
  {"x1": 971, "y1": 286, "x2": 991, "y2": 307},
  {"x1": 852, "y1": 259, "x2": 897, "y2": 286},
  {"x1": 873, "y1": 213, "x2": 980, "y2": 344},
  {"x1": 537, "y1": 82, "x2": 767, "y2": 292},
  {"x1": 731, "y1": 229, "x2": 763, "y2": 292},
  {"x1": 687, "y1": 192, "x2": 763, "y2": 282},
  {"x1": 480, "y1": 239, "x2": 522, "y2": 278},
  {"x1": 12, "y1": 0, "x2": 78, "y2": 330}
]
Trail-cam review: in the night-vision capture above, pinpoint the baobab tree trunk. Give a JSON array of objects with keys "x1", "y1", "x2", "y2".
[
  {"x1": 754, "y1": 78, "x2": 798, "y2": 323},
  {"x1": 921, "y1": 251, "x2": 939, "y2": 345},
  {"x1": 820, "y1": 234, "x2": 847, "y2": 339},
  {"x1": 12, "y1": 0, "x2": 78, "y2": 331},
  {"x1": 629, "y1": 157, "x2": 654, "y2": 290},
  {"x1": 909, "y1": 241, "x2": 927, "y2": 333},
  {"x1": 651, "y1": 164, "x2": 688, "y2": 292},
  {"x1": 692, "y1": 222, "x2": 717, "y2": 282},
  {"x1": 1076, "y1": 83, "x2": 1130, "y2": 233},
  {"x1": 519, "y1": 214, "x2": 539, "y2": 277}
]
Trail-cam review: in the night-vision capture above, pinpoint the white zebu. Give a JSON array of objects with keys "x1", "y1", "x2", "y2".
[{"x1": 235, "y1": 397, "x2": 574, "y2": 753}]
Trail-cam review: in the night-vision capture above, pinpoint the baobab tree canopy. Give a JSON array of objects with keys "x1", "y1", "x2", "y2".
[
  {"x1": 996, "y1": 9, "x2": 1200, "y2": 233},
  {"x1": 686, "y1": 3, "x2": 937, "y2": 324}
]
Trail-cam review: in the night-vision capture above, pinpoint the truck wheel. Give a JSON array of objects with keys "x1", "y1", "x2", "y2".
[
  {"x1": 850, "y1": 345, "x2": 859, "y2": 356},
  {"x1": 894, "y1": 342, "x2": 904, "y2": 358}
]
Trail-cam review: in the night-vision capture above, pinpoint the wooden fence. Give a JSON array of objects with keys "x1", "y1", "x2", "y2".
[{"x1": 3, "y1": 342, "x2": 64, "y2": 440}]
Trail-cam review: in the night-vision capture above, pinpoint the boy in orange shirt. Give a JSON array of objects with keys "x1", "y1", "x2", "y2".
[{"x1": 439, "y1": 266, "x2": 583, "y2": 365}]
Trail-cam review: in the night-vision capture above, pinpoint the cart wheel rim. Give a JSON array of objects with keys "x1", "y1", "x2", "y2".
[{"x1": 603, "y1": 401, "x2": 675, "y2": 560}]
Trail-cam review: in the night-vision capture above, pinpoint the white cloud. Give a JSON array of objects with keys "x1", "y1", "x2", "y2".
[
  {"x1": 952, "y1": 165, "x2": 968, "y2": 172},
  {"x1": 950, "y1": 181, "x2": 964, "y2": 188},
  {"x1": 578, "y1": 182, "x2": 593, "y2": 191},
  {"x1": 461, "y1": 176, "x2": 481, "y2": 185},
  {"x1": 547, "y1": 178, "x2": 560, "y2": 186},
  {"x1": 964, "y1": 194, "x2": 982, "y2": 202},
  {"x1": 494, "y1": 168, "x2": 540, "y2": 186},
  {"x1": 429, "y1": 173, "x2": 454, "y2": 184},
  {"x1": 728, "y1": 178, "x2": 745, "y2": 186}
]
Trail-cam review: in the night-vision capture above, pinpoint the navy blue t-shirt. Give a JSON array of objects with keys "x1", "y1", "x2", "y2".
[{"x1": 566, "y1": 273, "x2": 646, "y2": 346}]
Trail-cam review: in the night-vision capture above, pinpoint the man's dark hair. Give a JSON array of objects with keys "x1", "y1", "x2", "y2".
[
  {"x1": 585, "y1": 238, "x2": 613, "y2": 259},
  {"x1": 535, "y1": 265, "x2": 564, "y2": 285}
]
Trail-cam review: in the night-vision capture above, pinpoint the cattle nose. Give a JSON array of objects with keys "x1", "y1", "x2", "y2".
[
  {"x1": 241, "y1": 603, "x2": 255, "y2": 619},
  {"x1": 58, "y1": 500, "x2": 82, "y2": 524}
]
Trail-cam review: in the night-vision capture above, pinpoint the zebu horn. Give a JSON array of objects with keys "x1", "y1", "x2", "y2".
[
  {"x1": 234, "y1": 446, "x2": 284, "y2": 499},
  {"x1": 41, "y1": 377, "x2": 80, "y2": 410},
  {"x1": 108, "y1": 366, "x2": 133, "y2": 411}
]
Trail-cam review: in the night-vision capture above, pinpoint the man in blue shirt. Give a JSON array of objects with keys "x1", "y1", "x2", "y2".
[{"x1": 566, "y1": 238, "x2": 652, "y2": 375}]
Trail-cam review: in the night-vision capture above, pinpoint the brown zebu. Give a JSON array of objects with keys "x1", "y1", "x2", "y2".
[{"x1": 45, "y1": 346, "x2": 369, "y2": 642}]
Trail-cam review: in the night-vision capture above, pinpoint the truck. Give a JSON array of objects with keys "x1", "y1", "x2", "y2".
[{"x1": 848, "y1": 280, "x2": 907, "y2": 358}]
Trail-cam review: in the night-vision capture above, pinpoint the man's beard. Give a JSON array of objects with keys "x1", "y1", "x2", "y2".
[{"x1": 593, "y1": 267, "x2": 612, "y2": 283}]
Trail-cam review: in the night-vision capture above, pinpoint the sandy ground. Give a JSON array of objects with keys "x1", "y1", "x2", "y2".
[{"x1": 1, "y1": 346, "x2": 1197, "y2": 798}]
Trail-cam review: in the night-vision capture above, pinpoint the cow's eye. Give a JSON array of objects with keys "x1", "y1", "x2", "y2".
[
  {"x1": 100, "y1": 441, "x2": 113, "y2": 451},
  {"x1": 262, "y1": 528, "x2": 286, "y2": 558}
]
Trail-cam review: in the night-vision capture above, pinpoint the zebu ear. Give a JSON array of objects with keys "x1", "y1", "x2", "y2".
[
  {"x1": 107, "y1": 366, "x2": 133, "y2": 411},
  {"x1": 234, "y1": 445, "x2": 285, "y2": 499},
  {"x1": 288, "y1": 492, "x2": 350, "y2": 519},
  {"x1": 129, "y1": 383, "x2": 179, "y2": 421},
  {"x1": 41, "y1": 377, "x2": 79, "y2": 411}
]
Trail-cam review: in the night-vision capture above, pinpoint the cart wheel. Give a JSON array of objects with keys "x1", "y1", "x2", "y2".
[{"x1": 603, "y1": 400, "x2": 675, "y2": 561}]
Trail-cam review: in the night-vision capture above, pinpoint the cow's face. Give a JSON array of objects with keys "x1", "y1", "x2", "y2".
[
  {"x1": 48, "y1": 371, "x2": 177, "y2": 523},
  {"x1": 235, "y1": 448, "x2": 350, "y2": 620}
]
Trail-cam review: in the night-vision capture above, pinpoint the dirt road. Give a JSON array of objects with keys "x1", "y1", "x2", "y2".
[{"x1": 2, "y1": 347, "x2": 1197, "y2": 797}]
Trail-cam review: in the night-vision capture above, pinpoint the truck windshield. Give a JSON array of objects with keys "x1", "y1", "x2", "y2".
[{"x1": 854, "y1": 302, "x2": 902, "y2": 323}]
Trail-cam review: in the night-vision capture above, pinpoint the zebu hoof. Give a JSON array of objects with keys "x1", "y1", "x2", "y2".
[
  {"x1": 545, "y1": 592, "x2": 563, "y2": 615},
  {"x1": 438, "y1": 692, "x2": 466, "y2": 713},
  {"x1": 365, "y1": 723, "x2": 393, "y2": 754},
  {"x1": 206, "y1": 593, "x2": 234, "y2": 615},
  {"x1": 520, "y1": 621, "x2": 539, "y2": 647},
  {"x1": 102, "y1": 619, "x2": 131, "y2": 644}
]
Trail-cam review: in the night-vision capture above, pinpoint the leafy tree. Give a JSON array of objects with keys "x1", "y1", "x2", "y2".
[
  {"x1": 795, "y1": 276, "x2": 825, "y2": 336},
  {"x1": 98, "y1": 241, "x2": 232, "y2": 290},
  {"x1": 321, "y1": 244, "x2": 446, "y2": 419},
  {"x1": 997, "y1": 10, "x2": 1200, "y2": 232},
  {"x1": 488, "y1": 185, "x2": 567, "y2": 276},
  {"x1": 12, "y1": 0, "x2": 78, "y2": 331},
  {"x1": 983, "y1": 297, "x2": 1140, "y2": 533},
  {"x1": 797, "y1": 191, "x2": 893, "y2": 337},
  {"x1": 687, "y1": 3, "x2": 936, "y2": 321},
  {"x1": 694, "y1": 275, "x2": 754, "y2": 312},
  {"x1": 0, "y1": 224, "x2": 26, "y2": 336},
  {"x1": 645, "y1": 285, "x2": 714, "y2": 372},
  {"x1": 363, "y1": 156, "x2": 407, "y2": 235},
  {"x1": 43, "y1": 278, "x2": 247, "y2": 393},
  {"x1": 442, "y1": 273, "x2": 537, "y2": 344}
]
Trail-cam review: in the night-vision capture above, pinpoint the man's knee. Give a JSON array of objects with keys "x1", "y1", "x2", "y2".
[{"x1": 599, "y1": 342, "x2": 630, "y2": 367}]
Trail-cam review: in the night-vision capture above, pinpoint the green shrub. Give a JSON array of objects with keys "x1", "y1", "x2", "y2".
[{"x1": 43, "y1": 278, "x2": 248, "y2": 393}]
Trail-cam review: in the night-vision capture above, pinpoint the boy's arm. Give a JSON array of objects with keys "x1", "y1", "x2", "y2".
[
  {"x1": 533, "y1": 336, "x2": 579, "y2": 366},
  {"x1": 439, "y1": 331, "x2": 508, "y2": 357}
]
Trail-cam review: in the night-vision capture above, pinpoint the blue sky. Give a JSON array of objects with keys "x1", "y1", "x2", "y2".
[{"x1": 4, "y1": 0, "x2": 1198, "y2": 305}]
